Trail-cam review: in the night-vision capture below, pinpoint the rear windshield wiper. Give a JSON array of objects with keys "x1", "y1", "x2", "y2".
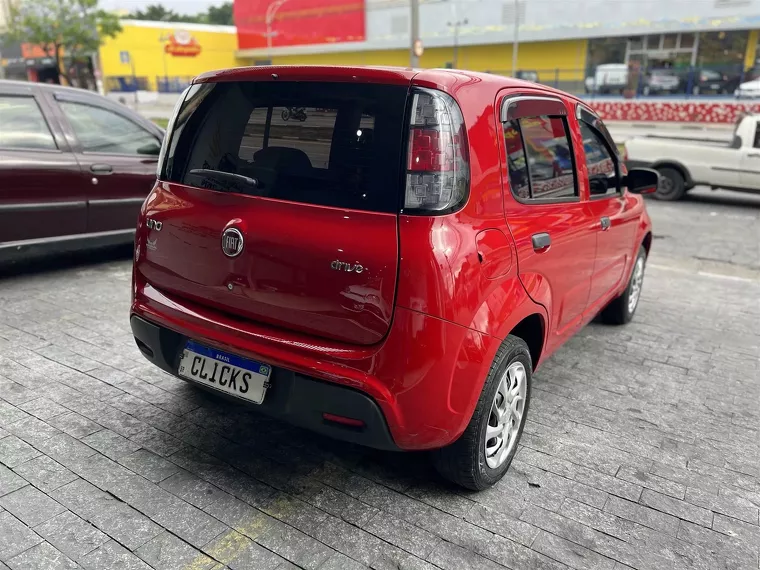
[{"x1": 188, "y1": 169, "x2": 260, "y2": 191}]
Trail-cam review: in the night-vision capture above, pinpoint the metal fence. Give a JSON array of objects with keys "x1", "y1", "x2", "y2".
[
  {"x1": 103, "y1": 64, "x2": 760, "y2": 98},
  {"x1": 484, "y1": 64, "x2": 759, "y2": 98},
  {"x1": 155, "y1": 76, "x2": 194, "y2": 94}
]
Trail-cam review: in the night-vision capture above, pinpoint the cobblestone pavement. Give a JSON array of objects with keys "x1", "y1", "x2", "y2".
[{"x1": 1, "y1": 188, "x2": 759, "y2": 570}]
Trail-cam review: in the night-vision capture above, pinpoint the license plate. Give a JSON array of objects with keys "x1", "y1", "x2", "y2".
[
  {"x1": 711, "y1": 84, "x2": 720, "y2": 89},
  {"x1": 178, "y1": 341, "x2": 271, "y2": 404}
]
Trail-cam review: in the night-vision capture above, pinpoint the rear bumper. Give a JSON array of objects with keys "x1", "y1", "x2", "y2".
[
  {"x1": 130, "y1": 315, "x2": 398, "y2": 450},
  {"x1": 130, "y1": 282, "x2": 498, "y2": 451}
]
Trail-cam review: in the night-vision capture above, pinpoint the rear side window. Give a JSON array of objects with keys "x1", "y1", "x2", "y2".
[
  {"x1": 580, "y1": 122, "x2": 619, "y2": 197},
  {"x1": 504, "y1": 116, "x2": 577, "y2": 201},
  {"x1": 0, "y1": 96, "x2": 57, "y2": 151},
  {"x1": 163, "y1": 81, "x2": 409, "y2": 213},
  {"x1": 59, "y1": 102, "x2": 158, "y2": 155}
]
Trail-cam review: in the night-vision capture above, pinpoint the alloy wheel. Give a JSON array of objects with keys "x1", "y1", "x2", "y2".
[{"x1": 485, "y1": 361, "x2": 526, "y2": 469}]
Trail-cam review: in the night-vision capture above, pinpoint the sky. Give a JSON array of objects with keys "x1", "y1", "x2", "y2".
[{"x1": 100, "y1": 0, "x2": 221, "y2": 13}]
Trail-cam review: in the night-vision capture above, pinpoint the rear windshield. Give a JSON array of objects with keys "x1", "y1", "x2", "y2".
[{"x1": 161, "y1": 81, "x2": 409, "y2": 213}]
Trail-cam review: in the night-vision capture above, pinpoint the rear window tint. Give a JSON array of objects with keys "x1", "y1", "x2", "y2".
[{"x1": 162, "y1": 81, "x2": 409, "y2": 213}]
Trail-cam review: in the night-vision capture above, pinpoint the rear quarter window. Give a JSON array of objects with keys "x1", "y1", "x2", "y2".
[{"x1": 162, "y1": 81, "x2": 409, "y2": 213}]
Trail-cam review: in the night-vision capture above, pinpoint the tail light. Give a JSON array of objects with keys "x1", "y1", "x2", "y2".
[{"x1": 403, "y1": 88, "x2": 470, "y2": 214}]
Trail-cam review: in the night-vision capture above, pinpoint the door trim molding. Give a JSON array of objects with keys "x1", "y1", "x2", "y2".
[{"x1": 0, "y1": 201, "x2": 85, "y2": 212}]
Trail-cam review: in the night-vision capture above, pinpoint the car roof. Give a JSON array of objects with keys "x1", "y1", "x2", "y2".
[
  {"x1": 0, "y1": 79, "x2": 111, "y2": 102},
  {"x1": 194, "y1": 65, "x2": 548, "y2": 91}
]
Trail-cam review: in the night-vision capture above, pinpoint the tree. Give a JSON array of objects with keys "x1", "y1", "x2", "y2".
[
  {"x1": 206, "y1": 2, "x2": 233, "y2": 26},
  {"x1": 126, "y1": 2, "x2": 233, "y2": 26},
  {"x1": 6, "y1": 0, "x2": 122, "y2": 86},
  {"x1": 127, "y1": 4, "x2": 201, "y2": 23}
]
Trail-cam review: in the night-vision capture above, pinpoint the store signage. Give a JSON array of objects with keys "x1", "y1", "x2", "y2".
[{"x1": 164, "y1": 30, "x2": 202, "y2": 57}]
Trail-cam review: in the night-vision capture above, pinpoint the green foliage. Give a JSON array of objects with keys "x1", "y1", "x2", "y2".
[
  {"x1": 127, "y1": 2, "x2": 234, "y2": 26},
  {"x1": 6, "y1": 0, "x2": 122, "y2": 82}
]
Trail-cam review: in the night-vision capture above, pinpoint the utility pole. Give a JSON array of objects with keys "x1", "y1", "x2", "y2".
[
  {"x1": 511, "y1": 0, "x2": 519, "y2": 76},
  {"x1": 448, "y1": 18, "x2": 468, "y2": 69},
  {"x1": 410, "y1": 0, "x2": 420, "y2": 67}
]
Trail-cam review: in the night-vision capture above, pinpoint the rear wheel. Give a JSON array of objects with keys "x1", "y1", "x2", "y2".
[
  {"x1": 601, "y1": 246, "x2": 646, "y2": 325},
  {"x1": 654, "y1": 167, "x2": 686, "y2": 201},
  {"x1": 433, "y1": 335, "x2": 531, "y2": 491}
]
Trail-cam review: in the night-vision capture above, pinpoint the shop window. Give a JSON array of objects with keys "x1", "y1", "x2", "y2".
[
  {"x1": 679, "y1": 33, "x2": 696, "y2": 49},
  {"x1": 662, "y1": 34, "x2": 678, "y2": 50},
  {"x1": 697, "y1": 31, "x2": 748, "y2": 67}
]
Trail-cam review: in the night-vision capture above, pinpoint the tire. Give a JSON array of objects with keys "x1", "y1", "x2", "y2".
[
  {"x1": 433, "y1": 335, "x2": 532, "y2": 491},
  {"x1": 654, "y1": 166, "x2": 686, "y2": 201},
  {"x1": 281, "y1": 109, "x2": 290, "y2": 121},
  {"x1": 601, "y1": 246, "x2": 647, "y2": 325}
]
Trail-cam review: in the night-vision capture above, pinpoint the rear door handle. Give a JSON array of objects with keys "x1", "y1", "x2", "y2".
[
  {"x1": 531, "y1": 232, "x2": 551, "y2": 252},
  {"x1": 748, "y1": 153, "x2": 760, "y2": 158},
  {"x1": 90, "y1": 164, "x2": 113, "y2": 175},
  {"x1": 600, "y1": 217, "x2": 611, "y2": 231}
]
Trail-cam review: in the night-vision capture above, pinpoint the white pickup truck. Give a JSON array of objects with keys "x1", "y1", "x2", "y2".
[{"x1": 624, "y1": 114, "x2": 760, "y2": 200}]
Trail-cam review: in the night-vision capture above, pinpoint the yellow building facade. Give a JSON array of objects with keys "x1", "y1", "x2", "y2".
[
  {"x1": 99, "y1": 20, "x2": 245, "y2": 92},
  {"x1": 270, "y1": 39, "x2": 589, "y2": 83}
]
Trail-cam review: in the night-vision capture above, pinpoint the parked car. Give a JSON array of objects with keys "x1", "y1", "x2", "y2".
[
  {"x1": 585, "y1": 63, "x2": 628, "y2": 94},
  {"x1": 624, "y1": 113, "x2": 760, "y2": 200},
  {"x1": 0, "y1": 80, "x2": 163, "y2": 263},
  {"x1": 735, "y1": 77, "x2": 760, "y2": 98},
  {"x1": 642, "y1": 69, "x2": 681, "y2": 95},
  {"x1": 130, "y1": 66, "x2": 655, "y2": 490},
  {"x1": 687, "y1": 68, "x2": 731, "y2": 95}
]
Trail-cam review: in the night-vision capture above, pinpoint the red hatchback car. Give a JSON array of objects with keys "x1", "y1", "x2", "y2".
[{"x1": 130, "y1": 66, "x2": 655, "y2": 490}]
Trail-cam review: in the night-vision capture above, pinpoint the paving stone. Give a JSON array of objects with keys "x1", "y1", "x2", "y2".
[
  {"x1": 615, "y1": 465, "x2": 686, "y2": 500},
  {"x1": 0, "y1": 485, "x2": 66, "y2": 527},
  {"x1": 80, "y1": 540, "x2": 152, "y2": 570},
  {"x1": 603, "y1": 496, "x2": 680, "y2": 536},
  {"x1": 465, "y1": 503, "x2": 542, "y2": 547},
  {"x1": 203, "y1": 530, "x2": 287, "y2": 569},
  {"x1": 316, "y1": 552, "x2": 369, "y2": 570},
  {"x1": 151, "y1": 500, "x2": 228, "y2": 549},
  {"x1": 48, "y1": 413, "x2": 102, "y2": 439},
  {"x1": 35, "y1": 434, "x2": 97, "y2": 465},
  {"x1": 81, "y1": 430, "x2": 141, "y2": 461},
  {"x1": 0, "y1": 510, "x2": 43, "y2": 561},
  {"x1": 159, "y1": 470, "x2": 227, "y2": 509},
  {"x1": 5, "y1": 416, "x2": 62, "y2": 447},
  {"x1": 6, "y1": 541, "x2": 79, "y2": 570},
  {"x1": 135, "y1": 532, "x2": 216, "y2": 570},
  {"x1": 13, "y1": 456, "x2": 78, "y2": 494},
  {"x1": 0, "y1": 436, "x2": 41, "y2": 468},
  {"x1": 0, "y1": 465, "x2": 26, "y2": 498},
  {"x1": 426, "y1": 539, "x2": 507, "y2": 570},
  {"x1": 532, "y1": 530, "x2": 616, "y2": 570},
  {"x1": 1, "y1": 196, "x2": 760, "y2": 570},
  {"x1": 639, "y1": 489, "x2": 714, "y2": 528},
  {"x1": 364, "y1": 511, "x2": 442, "y2": 559},
  {"x1": 17, "y1": 398, "x2": 69, "y2": 421},
  {"x1": 34, "y1": 511, "x2": 109, "y2": 562},
  {"x1": 0, "y1": 401, "x2": 30, "y2": 429}
]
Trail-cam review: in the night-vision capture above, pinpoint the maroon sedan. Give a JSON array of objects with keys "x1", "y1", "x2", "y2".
[{"x1": 0, "y1": 79, "x2": 164, "y2": 263}]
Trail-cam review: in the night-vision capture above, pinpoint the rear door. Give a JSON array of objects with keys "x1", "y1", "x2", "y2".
[
  {"x1": 0, "y1": 85, "x2": 86, "y2": 244},
  {"x1": 576, "y1": 106, "x2": 638, "y2": 308},
  {"x1": 500, "y1": 94, "x2": 597, "y2": 349},
  {"x1": 51, "y1": 92, "x2": 161, "y2": 233},
  {"x1": 136, "y1": 80, "x2": 409, "y2": 345}
]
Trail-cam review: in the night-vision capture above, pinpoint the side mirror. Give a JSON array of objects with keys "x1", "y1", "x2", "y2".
[
  {"x1": 137, "y1": 141, "x2": 161, "y2": 156},
  {"x1": 730, "y1": 135, "x2": 742, "y2": 149},
  {"x1": 625, "y1": 167, "x2": 659, "y2": 195}
]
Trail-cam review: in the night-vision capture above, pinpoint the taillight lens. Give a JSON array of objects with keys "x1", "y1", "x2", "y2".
[{"x1": 404, "y1": 88, "x2": 470, "y2": 214}]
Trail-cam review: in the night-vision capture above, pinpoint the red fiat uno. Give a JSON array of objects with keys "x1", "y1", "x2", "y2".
[{"x1": 130, "y1": 66, "x2": 655, "y2": 490}]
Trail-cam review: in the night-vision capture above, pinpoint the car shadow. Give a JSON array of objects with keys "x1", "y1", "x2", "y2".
[
  {"x1": 681, "y1": 189, "x2": 760, "y2": 209},
  {"x1": 0, "y1": 245, "x2": 133, "y2": 278}
]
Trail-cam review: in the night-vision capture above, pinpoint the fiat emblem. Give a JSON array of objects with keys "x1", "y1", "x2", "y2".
[{"x1": 221, "y1": 228, "x2": 244, "y2": 258}]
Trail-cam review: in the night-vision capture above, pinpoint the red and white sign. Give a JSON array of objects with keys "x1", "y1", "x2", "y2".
[
  {"x1": 588, "y1": 100, "x2": 760, "y2": 124},
  {"x1": 164, "y1": 30, "x2": 202, "y2": 57}
]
